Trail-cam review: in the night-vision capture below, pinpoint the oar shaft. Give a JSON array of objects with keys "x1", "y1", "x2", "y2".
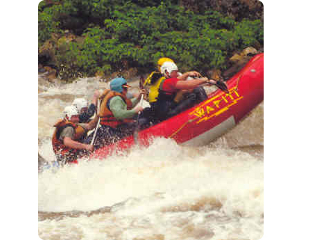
[
  {"x1": 90, "y1": 117, "x2": 100, "y2": 145},
  {"x1": 139, "y1": 93, "x2": 144, "y2": 106},
  {"x1": 90, "y1": 99, "x2": 101, "y2": 146}
]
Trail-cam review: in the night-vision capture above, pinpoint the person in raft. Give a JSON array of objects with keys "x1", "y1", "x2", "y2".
[
  {"x1": 72, "y1": 90, "x2": 100, "y2": 123},
  {"x1": 154, "y1": 61, "x2": 217, "y2": 121},
  {"x1": 142, "y1": 57, "x2": 208, "y2": 123},
  {"x1": 85, "y1": 77, "x2": 146, "y2": 148},
  {"x1": 52, "y1": 105, "x2": 99, "y2": 164}
]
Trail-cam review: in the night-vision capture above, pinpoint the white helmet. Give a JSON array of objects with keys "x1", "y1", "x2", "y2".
[
  {"x1": 72, "y1": 98, "x2": 88, "y2": 112},
  {"x1": 160, "y1": 61, "x2": 178, "y2": 77},
  {"x1": 63, "y1": 105, "x2": 79, "y2": 119}
]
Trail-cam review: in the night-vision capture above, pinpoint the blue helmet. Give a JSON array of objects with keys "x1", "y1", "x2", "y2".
[{"x1": 110, "y1": 77, "x2": 129, "y2": 93}]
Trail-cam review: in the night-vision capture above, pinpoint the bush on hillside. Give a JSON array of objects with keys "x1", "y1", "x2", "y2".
[{"x1": 38, "y1": 0, "x2": 263, "y2": 80}]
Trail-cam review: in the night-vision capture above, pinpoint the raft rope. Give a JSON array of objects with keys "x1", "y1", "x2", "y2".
[{"x1": 168, "y1": 117, "x2": 199, "y2": 138}]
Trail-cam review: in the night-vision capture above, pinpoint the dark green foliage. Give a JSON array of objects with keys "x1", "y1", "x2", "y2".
[
  {"x1": 38, "y1": 0, "x2": 263, "y2": 80},
  {"x1": 38, "y1": 2, "x2": 63, "y2": 45}
]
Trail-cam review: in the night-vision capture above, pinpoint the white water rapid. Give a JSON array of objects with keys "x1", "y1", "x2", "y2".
[{"x1": 38, "y1": 74, "x2": 263, "y2": 240}]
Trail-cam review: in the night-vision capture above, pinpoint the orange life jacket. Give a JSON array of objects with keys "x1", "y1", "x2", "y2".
[
  {"x1": 99, "y1": 89, "x2": 134, "y2": 128},
  {"x1": 52, "y1": 119, "x2": 86, "y2": 162}
]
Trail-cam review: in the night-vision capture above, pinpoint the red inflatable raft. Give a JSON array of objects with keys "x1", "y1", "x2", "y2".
[{"x1": 85, "y1": 53, "x2": 263, "y2": 160}]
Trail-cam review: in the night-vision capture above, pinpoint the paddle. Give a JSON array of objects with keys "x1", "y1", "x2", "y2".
[
  {"x1": 137, "y1": 75, "x2": 147, "y2": 122},
  {"x1": 136, "y1": 93, "x2": 144, "y2": 121},
  {"x1": 90, "y1": 99, "x2": 101, "y2": 146},
  {"x1": 213, "y1": 79, "x2": 229, "y2": 94},
  {"x1": 198, "y1": 74, "x2": 229, "y2": 94},
  {"x1": 133, "y1": 93, "x2": 144, "y2": 143}
]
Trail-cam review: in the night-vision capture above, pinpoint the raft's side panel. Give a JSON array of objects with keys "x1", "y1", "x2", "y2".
[{"x1": 181, "y1": 116, "x2": 236, "y2": 146}]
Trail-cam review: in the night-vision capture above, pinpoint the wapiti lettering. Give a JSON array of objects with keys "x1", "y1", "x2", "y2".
[{"x1": 189, "y1": 87, "x2": 243, "y2": 123}]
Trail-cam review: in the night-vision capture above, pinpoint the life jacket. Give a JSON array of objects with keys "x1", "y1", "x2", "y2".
[
  {"x1": 99, "y1": 89, "x2": 134, "y2": 128},
  {"x1": 144, "y1": 71, "x2": 165, "y2": 103},
  {"x1": 52, "y1": 119, "x2": 86, "y2": 163},
  {"x1": 156, "y1": 77, "x2": 177, "y2": 102}
]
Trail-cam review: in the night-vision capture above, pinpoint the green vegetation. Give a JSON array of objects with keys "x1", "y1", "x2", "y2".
[{"x1": 38, "y1": 0, "x2": 263, "y2": 80}]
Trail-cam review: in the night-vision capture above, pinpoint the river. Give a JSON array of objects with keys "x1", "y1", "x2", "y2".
[{"x1": 38, "y1": 74, "x2": 263, "y2": 240}]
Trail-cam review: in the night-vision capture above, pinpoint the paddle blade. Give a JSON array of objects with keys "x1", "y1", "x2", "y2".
[{"x1": 216, "y1": 80, "x2": 229, "y2": 94}]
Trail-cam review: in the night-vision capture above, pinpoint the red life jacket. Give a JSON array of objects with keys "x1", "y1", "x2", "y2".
[
  {"x1": 52, "y1": 119, "x2": 86, "y2": 162},
  {"x1": 99, "y1": 90, "x2": 134, "y2": 128}
]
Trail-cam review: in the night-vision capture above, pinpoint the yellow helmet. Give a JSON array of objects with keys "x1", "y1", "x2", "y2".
[{"x1": 157, "y1": 57, "x2": 174, "y2": 71}]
